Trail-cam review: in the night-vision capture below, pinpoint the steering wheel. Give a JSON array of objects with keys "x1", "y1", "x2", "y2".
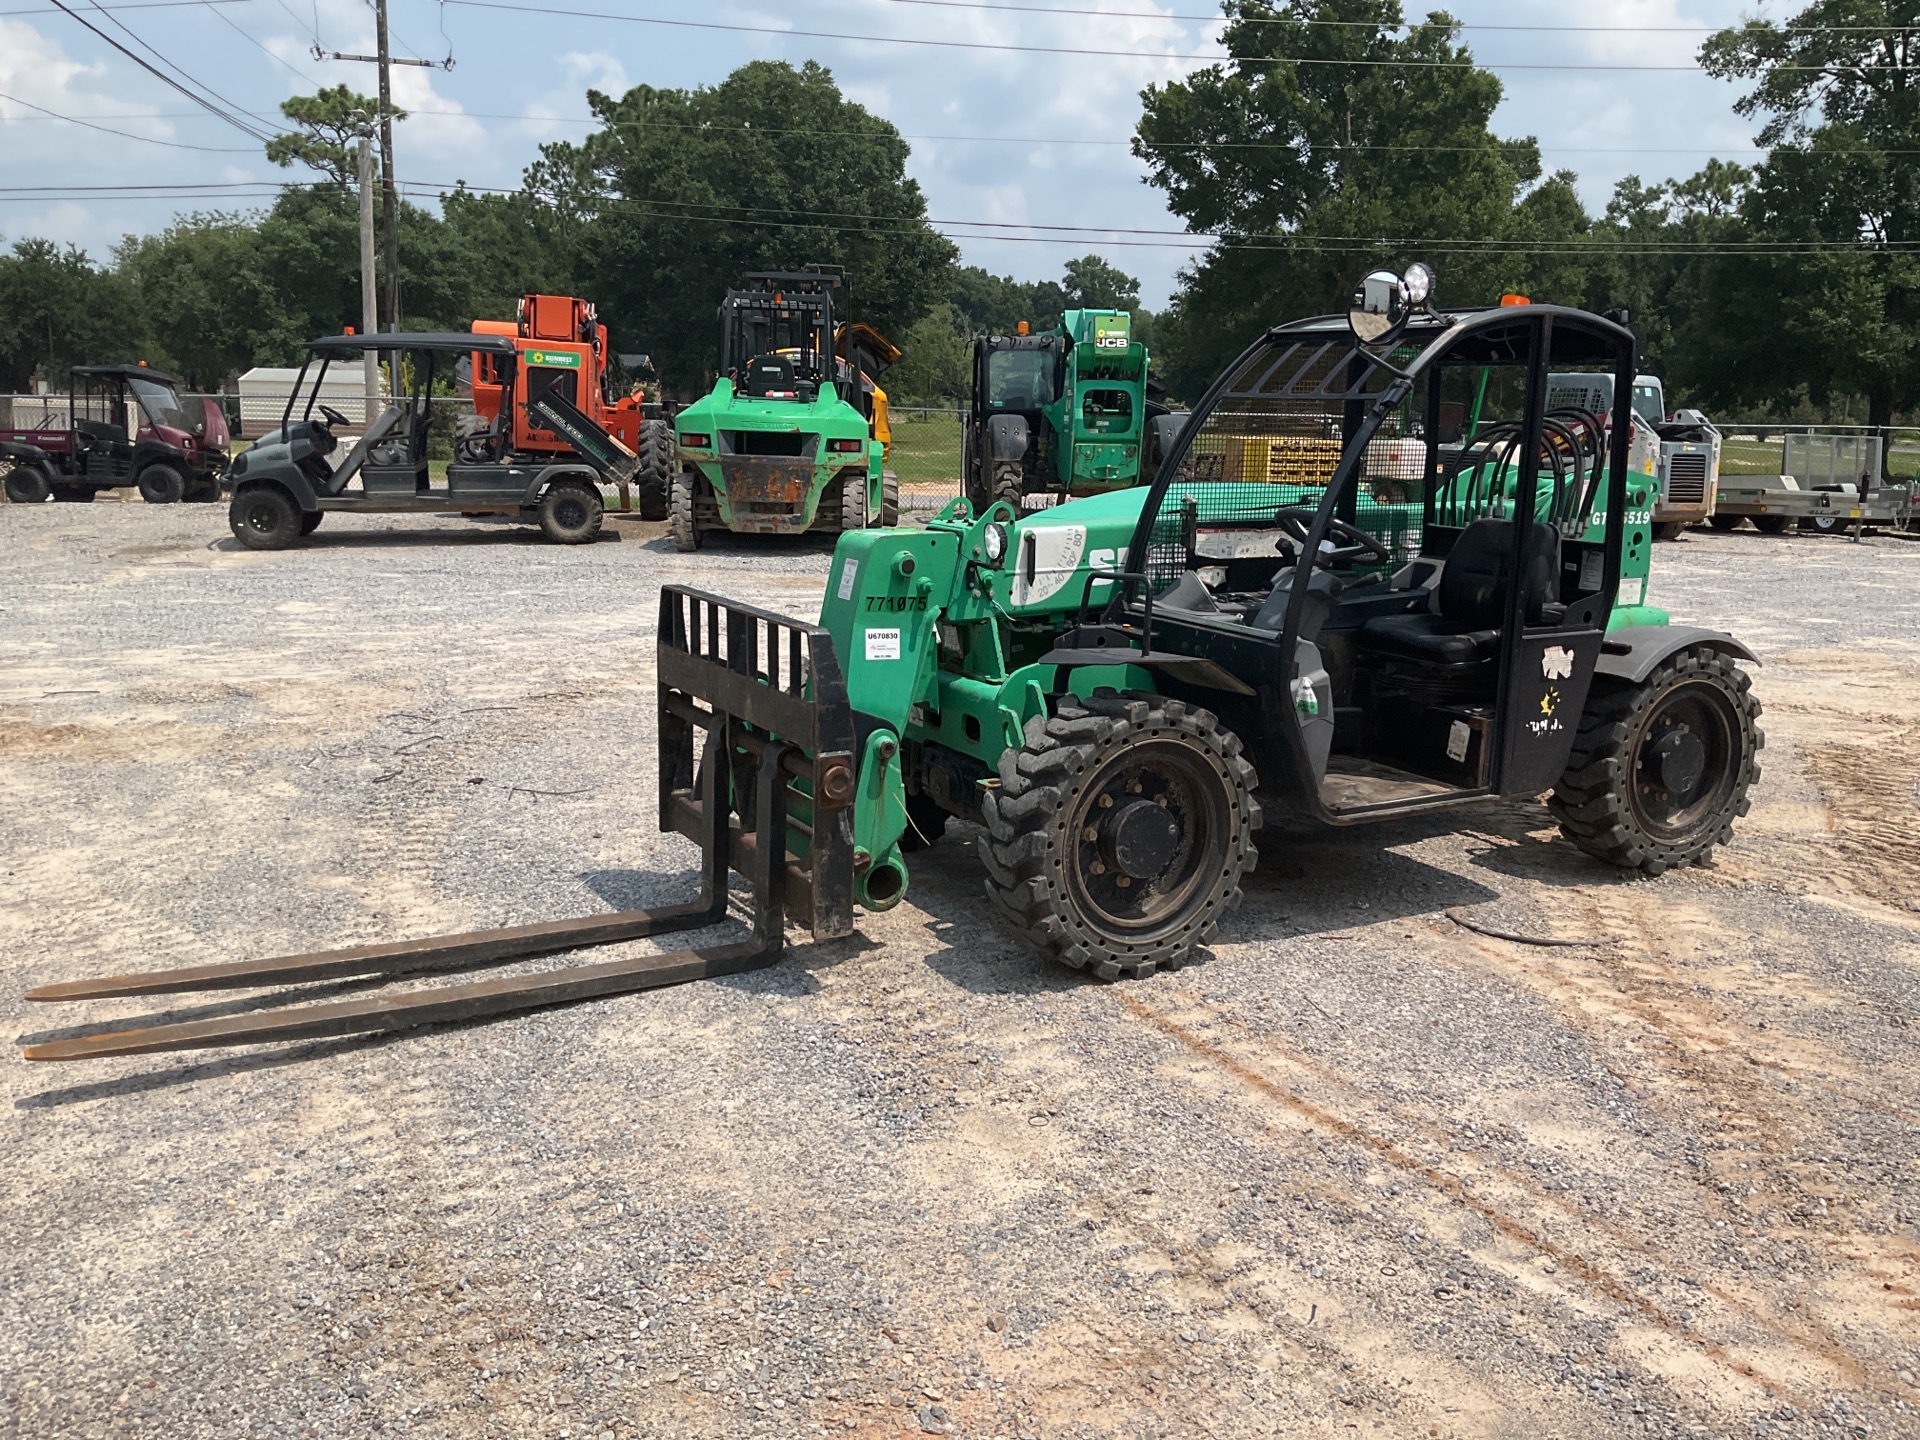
[
  {"x1": 317, "y1": 404, "x2": 350, "y2": 430},
  {"x1": 1274, "y1": 507, "x2": 1393, "y2": 568}
]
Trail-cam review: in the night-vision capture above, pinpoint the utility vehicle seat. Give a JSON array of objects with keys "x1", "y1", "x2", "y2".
[
  {"x1": 321, "y1": 404, "x2": 408, "y2": 494},
  {"x1": 1358, "y1": 518, "x2": 1559, "y2": 665}
]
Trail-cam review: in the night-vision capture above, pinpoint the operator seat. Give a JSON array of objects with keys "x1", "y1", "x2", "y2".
[
  {"x1": 1358, "y1": 518, "x2": 1559, "y2": 666},
  {"x1": 742, "y1": 355, "x2": 796, "y2": 397}
]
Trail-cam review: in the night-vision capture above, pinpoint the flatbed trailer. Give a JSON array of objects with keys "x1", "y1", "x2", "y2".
[{"x1": 1711, "y1": 472, "x2": 1914, "y2": 538}]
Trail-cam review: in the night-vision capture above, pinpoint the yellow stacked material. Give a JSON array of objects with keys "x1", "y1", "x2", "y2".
[{"x1": 1218, "y1": 434, "x2": 1344, "y2": 486}]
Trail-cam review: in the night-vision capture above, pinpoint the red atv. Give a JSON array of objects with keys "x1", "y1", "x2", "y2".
[{"x1": 2, "y1": 365, "x2": 229, "y2": 504}]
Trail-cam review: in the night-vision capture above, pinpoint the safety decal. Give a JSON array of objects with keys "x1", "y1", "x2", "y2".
[
  {"x1": 865, "y1": 628, "x2": 901, "y2": 661},
  {"x1": 837, "y1": 559, "x2": 859, "y2": 601}
]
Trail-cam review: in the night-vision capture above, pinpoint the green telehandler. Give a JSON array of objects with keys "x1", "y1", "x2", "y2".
[
  {"x1": 963, "y1": 308, "x2": 1186, "y2": 514},
  {"x1": 24, "y1": 267, "x2": 1764, "y2": 1061},
  {"x1": 667, "y1": 270, "x2": 898, "y2": 551}
]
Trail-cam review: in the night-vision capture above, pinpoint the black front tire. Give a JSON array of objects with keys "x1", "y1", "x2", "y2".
[
  {"x1": 1707, "y1": 514, "x2": 1742, "y2": 531},
  {"x1": 1549, "y1": 647, "x2": 1763, "y2": 876},
  {"x1": 538, "y1": 481, "x2": 604, "y2": 544},
  {"x1": 669, "y1": 469, "x2": 701, "y2": 552},
  {"x1": 6, "y1": 468, "x2": 52, "y2": 504},
  {"x1": 1650, "y1": 521, "x2": 1684, "y2": 541},
  {"x1": 980, "y1": 690, "x2": 1261, "y2": 979},
  {"x1": 299, "y1": 510, "x2": 324, "y2": 535},
  {"x1": 840, "y1": 467, "x2": 870, "y2": 532},
  {"x1": 228, "y1": 485, "x2": 303, "y2": 550},
  {"x1": 138, "y1": 464, "x2": 186, "y2": 505},
  {"x1": 880, "y1": 470, "x2": 900, "y2": 528}
]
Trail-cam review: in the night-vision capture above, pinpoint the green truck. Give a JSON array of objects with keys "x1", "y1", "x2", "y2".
[
  {"x1": 668, "y1": 271, "x2": 896, "y2": 551},
  {"x1": 963, "y1": 308, "x2": 1185, "y2": 514}
]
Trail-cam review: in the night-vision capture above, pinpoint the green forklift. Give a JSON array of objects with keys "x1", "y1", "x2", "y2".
[
  {"x1": 667, "y1": 271, "x2": 896, "y2": 551},
  {"x1": 22, "y1": 267, "x2": 1765, "y2": 1060},
  {"x1": 963, "y1": 308, "x2": 1185, "y2": 514}
]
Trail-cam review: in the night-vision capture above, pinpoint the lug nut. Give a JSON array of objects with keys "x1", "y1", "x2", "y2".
[
  {"x1": 1083, "y1": 826, "x2": 1099, "y2": 842},
  {"x1": 1098, "y1": 795, "x2": 1114, "y2": 809},
  {"x1": 1090, "y1": 860, "x2": 1106, "y2": 875}
]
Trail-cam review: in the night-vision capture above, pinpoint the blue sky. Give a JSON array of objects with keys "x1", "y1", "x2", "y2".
[{"x1": 0, "y1": 0, "x2": 1777, "y2": 309}]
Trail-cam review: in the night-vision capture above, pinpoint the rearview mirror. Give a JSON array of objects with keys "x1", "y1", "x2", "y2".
[{"x1": 1348, "y1": 270, "x2": 1406, "y2": 344}]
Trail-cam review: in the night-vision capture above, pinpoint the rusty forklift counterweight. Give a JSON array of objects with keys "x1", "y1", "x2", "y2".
[{"x1": 22, "y1": 589, "x2": 856, "y2": 1061}]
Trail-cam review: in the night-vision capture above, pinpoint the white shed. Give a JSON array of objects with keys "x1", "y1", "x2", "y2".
[{"x1": 237, "y1": 366, "x2": 386, "y2": 437}]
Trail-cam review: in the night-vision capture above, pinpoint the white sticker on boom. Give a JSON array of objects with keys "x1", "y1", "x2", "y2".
[
  {"x1": 865, "y1": 628, "x2": 901, "y2": 661},
  {"x1": 1446, "y1": 720, "x2": 1471, "y2": 764},
  {"x1": 1010, "y1": 524, "x2": 1087, "y2": 606},
  {"x1": 1541, "y1": 645, "x2": 1575, "y2": 680},
  {"x1": 836, "y1": 559, "x2": 859, "y2": 601}
]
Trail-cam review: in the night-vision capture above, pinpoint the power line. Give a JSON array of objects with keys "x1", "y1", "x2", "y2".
[
  {"x1": 197, "y1": 0, "x2": 325, "y2": 85},
  {"x1": 0, "y1": 87, "x2": 257, "y2": 149},
  {"x1": 874, "y1": 0, "x2": 1920, "y2": 35},
  {"x1": 439, "y1": 0, "x2": 1920, "y2": 73},
  {"x1": 0, "y1": 0, "x2": 249, "y2": 10},
  {"x1": 45, "y1": 0, "x2": 277, "y2": 141}
]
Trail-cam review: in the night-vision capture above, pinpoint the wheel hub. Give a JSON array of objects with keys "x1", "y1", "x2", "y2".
[
  {"x1": 1105, "y1": 799, "x2": 1181, "y2": 880},
  {"x1": 1653, "y1": 727, "x2": 1707, "y2": 801}
]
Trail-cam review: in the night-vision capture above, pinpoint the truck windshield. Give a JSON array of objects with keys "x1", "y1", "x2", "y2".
[
  {"x1": 128, "y1": 375, "x2": 198, "y2": 434},
  {"x1": 987, "y1": 349, "x2": 1055, "y2": 409},
  {"x1": 1631, "y1": 381, "x2": 1664, "y2": 428}
]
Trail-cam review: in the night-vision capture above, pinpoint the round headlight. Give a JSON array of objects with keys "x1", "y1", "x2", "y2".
[
  {"x1": 1402, "y1": 261, "x2": 1435, "y2": 307},
  {"x1": 982, "y1": 521, "x2": 1009, "y2": 565}
]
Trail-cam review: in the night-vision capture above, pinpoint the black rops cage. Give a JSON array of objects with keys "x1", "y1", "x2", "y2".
[{"x1": 718, "y1": 272, "x2": 840, "y2": 388}]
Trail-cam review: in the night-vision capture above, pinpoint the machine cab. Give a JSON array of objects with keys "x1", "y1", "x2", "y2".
[{"x1": 1108, "y1": 270, "x2": 1647, "y2": 821}]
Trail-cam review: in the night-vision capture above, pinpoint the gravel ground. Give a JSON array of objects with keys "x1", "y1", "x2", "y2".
[{"x1": 1, "y1": 506, "x2": 1917, "y2": 1440}]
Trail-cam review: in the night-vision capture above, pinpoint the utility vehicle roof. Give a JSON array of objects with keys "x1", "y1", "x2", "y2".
[
  {"x1": 308, "y1": 332, "x2": 519, "y2": 356},
  {"x1": 1269, "y1": 304, "x2": 1627, "y2": 367},
  {"x1": 71, "y1": 364, "x2": 184, "y2": 385}
]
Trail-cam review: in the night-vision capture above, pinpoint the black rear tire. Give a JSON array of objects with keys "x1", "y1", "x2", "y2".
[
  {"x1": 636, "y1": 419, "x2": 672, "y2": 520},
  {"x1": 1549, "y1": 647, "x2": 1763, "y2": 876},
  {"x1": 6, "y1": 468, "x2": 52, "y2": 504},
  {"x1": 980, "y1": 690, "x2": 1261, "y2": 979},
  {"x1": 229, "y1": 485, "x2": 302, "y2": 550},
  {"x1": 669, "y1": 469, "x2": 701, "y2": 552},
  {"x1": 1707, "y1": 514, "x2": 1741, "y2": 531},
  {"x1": 1650, "y1": 520, "x2": 1683, "y2": 541},
  {"x1": 184, "y1": 475, "x2": 221, "y2": 502},
  {"x1": 138, "y1": 464, "x2": 185, "y2": 505},
  {"x1": 880, "y1": 470, "x2": 900, "y2": 527},
  {"x1": 299, "y1": 510, "x2": 324, "y2": 535},
  {"x1": 538, "y1": 481, "x2": 604, "y2": 544},
  {"x1": 1752, "y1": 515, "x2": 1790, "y2": 535},
  {"x1": 50, "y1": 484, "x2": 96, "y2": 503}
]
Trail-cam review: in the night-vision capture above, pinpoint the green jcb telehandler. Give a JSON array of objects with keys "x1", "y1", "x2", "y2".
[
  {"x1": 963, "y1": 308, "x2": 1186, "y2": 515},
  {"x1": 668, "y1": 271, "x2": 898, "y2": 551},
  {"x1": 22, "y1": 267, "x2": 1764, "y2": 1062}
]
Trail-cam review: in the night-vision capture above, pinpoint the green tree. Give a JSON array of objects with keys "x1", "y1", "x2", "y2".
[
  {"x1": 0, "y1": 239, "x2": 145, "y2": 390},
  {"x1": 1135, "y1": 0, "x2": 1589, "y2": 396},
  {"x1": 1061, "y1": 254, "x2": 1141, "y2": 310},
  {"x1": 881, "y1": 301, "x2": 971, "y2": 403},
  {"x1": 531, "y1": 60, "x2": 956, "y2": 392},
  {"x1": 1699, "y1": 4, "x2": 1920, "y2": 442},
  {"x1": 949, "y1": 265, "x2": 1066, "y2": 335},
  {"x1": 265, "y1": 85, "x2": 398, "y2": 187}
]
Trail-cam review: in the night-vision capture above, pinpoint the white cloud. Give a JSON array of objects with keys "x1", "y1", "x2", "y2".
[{"x1": 561, "y1": 50, "x2": 628, "y2": 95}]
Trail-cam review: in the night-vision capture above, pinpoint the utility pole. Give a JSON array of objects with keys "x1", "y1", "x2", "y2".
[
  {"x1": 357, "y1": 133, "x2": 379, "y2": 417},
  {"x1": 373, "y1": 0, "x2": 399, "y2": 329},
  {"x1": 319, "y1": 7, "x2": 449, "y2": 333}
]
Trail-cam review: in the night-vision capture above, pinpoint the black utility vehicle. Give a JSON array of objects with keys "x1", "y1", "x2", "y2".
[{"x1": 226, "y1": 333, "x2": 637, "y2": 550}]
